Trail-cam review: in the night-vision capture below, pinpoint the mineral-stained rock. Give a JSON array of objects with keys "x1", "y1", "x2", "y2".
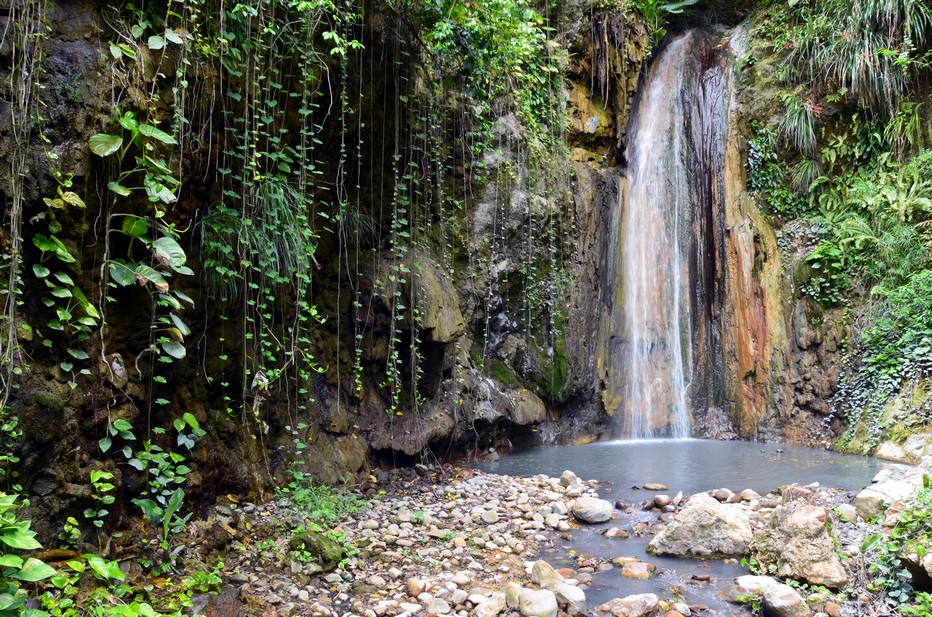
[
  {"x1": 595, "y1": 593, "x2": 659, "y2": 617},
  {"x1": 762, "y1": 583, "x2": 811, "y2": 617},
  {"x1": 647, "y1": 492, "x2": 752, "y2": 557},
  {"x1": 750, "y1": 502, "x2": 848, "y2": 588}
]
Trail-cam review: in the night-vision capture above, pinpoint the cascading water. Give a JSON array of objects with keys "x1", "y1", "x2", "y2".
[{"x1": 600, "y1": 31, "x2": 729, "y2": 439}]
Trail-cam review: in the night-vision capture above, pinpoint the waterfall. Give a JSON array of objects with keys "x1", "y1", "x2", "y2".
[{"x1": 601, "y1": 31, "x2": 729, "y2": 439}]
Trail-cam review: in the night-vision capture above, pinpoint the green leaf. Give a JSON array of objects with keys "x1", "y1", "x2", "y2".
[
  {"x1": 108, "y1": 181, "x2": 132, "y2": 197},
  {"x1": 88, "y1": 134, "x2": 123, "y2": 157},
  {"x1": 99, "y1": 437, "x2": 112, "y2": 453},
  {"x1": 109, "y1": 43, "x2": 123, "y2": 59},
  {"x1": 113, "y1": 419, "x2": 132, "y2": 431},
  {"x1": 152, "y1": 236, "x2": 187, "y2": 269},
  {"x1": 109, "y1": 260, "x2": 136, "y2": 286},
  {"x1": 118, "y1": 43, "x2": 137, "y2": 60},
  {"x1": 160, "y1": 340, "x2": 186, "y2": 359},
  {"x1": 0, "y1": 555, "x2": 23, "y2": 568},
  {"x1": 32, "y1": 264, "x2": 50, "y2": 279},
  {"x1": 67, "y1": 348, "x2": 90, "y2": 361},
  {"x1": 14, "y1": 558, "x2": 57, "y2": 582},
  {"x1": 122, "y1": 216, "x2": 150, "y2": 240},
  {"x1": 147, "y1": 35, "x2": 166, "y2": 50},
  {"x1": 53, "y1": 271, "x2": 74, "y2": 286},
  {"x1": 0, "y1": 529, "x2": 41, "y2": 550},
  {"x1": 118, "y1": 111, "x2": 139, "y2": 131},
  {"x1": 134, "y1": 264, "x2": 169, "y2": 292},
  {"x1": 72, "y1": 286, "x2": 100, "y2": 319},
  {"x1": 138, "y1": 123, "x2": 178, "y2": 145},
  {"x1": 59, "y1": 190, "x2": 86, "y2": 208},
  {"x1": 170, "y1": 313, "x2": 191, "y2": 337},
  {"x1": 51, "y1": 286, "x2": 72, "y2": 299}
]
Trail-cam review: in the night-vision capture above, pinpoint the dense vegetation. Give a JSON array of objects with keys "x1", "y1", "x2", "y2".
[{"x1": 745, "y1": 0, "x2": 932, "y2": 451}]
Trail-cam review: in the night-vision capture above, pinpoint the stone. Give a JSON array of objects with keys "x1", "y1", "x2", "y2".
[
  {"x1": 643, "y1": 483, "x2": 668, "y2": 491},
  {"x1": 531, "y1": 560, "x2": 586, "y2": 615},
  {"x1": 595, "y1": 593, "x2": 660, "y2": 617},
  {"x1": 762, "y1": 583, "x2": 811, "y2": 617},
  {"x1": 835, "y1": 504, "x2": 857, "y2": 523},
  {"x1": 481, "y1": 510, "x2": 499, "y2": 524},
  {"x1": 722, "y1": 576, "x2": 780, "y2": 603},
  {"x1": 425, "y1": 599, "x2": 451, "y2": 615},
  {"x1": 647, "y1": 493, "x2": 752, "y2": 557},
  {"x1": 750, "y1": 503, "x2": 848, "y2": 588},
  {"x1": 288, "y1": 528, "x2": 345, "y2": 571},
  {"x1": 620, "y1": 562, "x2": 654, "y2": 579},
  {"x1": 654, "y1": 495, "x2": 671, "y2": 508},
  {"x1": 475, "y1": 593, "x2": 506, "y2": 617},
  {"x1": 516, "y1": 588, "x2": 558, "y2": 617},
  {"x1": 604, "y1": 527, "x2": 629, "y2": 538},
  {"x1": 560, "y1": 470, "x2": 579, "y2": 487},
  {"x1": 408, "y1": 579, "x2": 426, "y2": 597},
  {"x1": 855, "y1": 480, "x2": 919, "y2": 520},
  {"x1": 572, "y1": 497, "x2": 614, "y2": 523}
]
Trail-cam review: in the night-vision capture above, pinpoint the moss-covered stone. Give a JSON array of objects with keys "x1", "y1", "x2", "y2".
[{"x1": 289, "y1": 528, "x2": 345, "y2": 571}]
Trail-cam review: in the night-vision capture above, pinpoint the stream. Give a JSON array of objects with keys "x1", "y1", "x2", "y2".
[{"x1": 478, "y1": 439, "x2": 903, "y2": 613}]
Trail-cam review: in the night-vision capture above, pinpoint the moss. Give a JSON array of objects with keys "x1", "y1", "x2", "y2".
[
  {"x1": 32, "y1": 391, "x2": 65, "y2": 413},
  {"x1": 489, "y1": 361, "x2": 522, "y2": 389}
]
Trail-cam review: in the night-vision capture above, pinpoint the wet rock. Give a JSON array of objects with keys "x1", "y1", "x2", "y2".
[
  {"x1": 595, "y1": 593, "x2": 660, "y2": 617},
  {"x1": 647, "y1": 493, "x2": 752, "y2": 557},
  {"x1": 620, "y1": 562, "x2": 654, "y2": 579},
  {"x1": 750, "y1": 503, "x2": 847, "y2": 588},
  {"x1": 654, "y1": 495, "x2": 671, "y2": 508},
  {"x1": 855, "y1": 480, "x2": 919, "y2": 521},
  {"x1": 762, "y1": 583, "x2": 811, "y2": 617},
  {"x1": 560, "y1": 470, "x2": 580, "y2": 487},
  {"x1": 572, "y1": 497, "x2": 613, "y2": 523},
  {"x1": 530, "y1": 561, "x2": 586, "y2": 615},
  {"x1": 643, "y1": 483, "x2": 668, "y2": 491}
]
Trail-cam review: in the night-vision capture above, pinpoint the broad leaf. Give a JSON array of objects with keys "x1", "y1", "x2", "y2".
[
  {"x1": 14, "y1": 558, "x2": 56, "y2": 582},
  {"x1": 160, "y1": 340, "x2": 186, "y2": 359},
  {"x1": 109, "y1": 260, "x2": 136, "y2": 287},
  {"x1": 0, "y1": 529, "x2": 41, "y2": 550},
  {"x1": 122, "y1": 216, "x2": 150, "y2": 240},
  {"x1": 152, "y1": 236, "x2": 187, "y2": 270},
  {"x1": 134, "y1": 264, "x2": 169, "y2": 292},
  {"x1": 107, "y1": 181, "x2": 132, "y2": 197},
  {"x1": 138, "y1": 123, "x2": 178, "y2": 145},
  {"x1": 88, "y1": 134, "x2": 123, "y2": 157}
]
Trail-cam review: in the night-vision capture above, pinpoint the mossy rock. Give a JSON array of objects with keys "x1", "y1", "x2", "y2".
[{"x1": 289, "y1": 528, "x2": 345, "y2": 571}]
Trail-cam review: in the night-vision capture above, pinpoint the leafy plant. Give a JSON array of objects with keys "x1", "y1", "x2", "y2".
[
  {"x1": 0, "y1": 492, "x2": 56, "y2": 616},
  {"x1": 84, "y1": 470, "x2": 116, "y2": 530}
]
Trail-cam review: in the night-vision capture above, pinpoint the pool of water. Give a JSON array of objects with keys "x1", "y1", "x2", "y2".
[{"x1": 476, "y1": 439, "x2": 904, "y2": 614}]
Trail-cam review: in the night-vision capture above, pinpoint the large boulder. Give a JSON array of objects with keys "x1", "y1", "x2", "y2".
[
  {"x1": 594, "y1": 593, "x2": 659, "y2": 617},
  {"x1": 855, "y1": 467, "x2": 926, "y2": 520},
  {"x1": 530, "y1": 560, "x2": 586, "y2": 615},
  {"x1": 722, "y1": 575, "x2": 780, "y2": 603},
  {"x1": 572, "y1": 497, "x2": 614, "y2": 523},
  {"x1": 646, "y1": 492, "x2": 752, "y2": 557},
  {"x1": 749, "y1": 502, "x2": 848, "y2": 588},
  {"x1": 516, "y1": 588, "x2": 558, "y2": 617}
]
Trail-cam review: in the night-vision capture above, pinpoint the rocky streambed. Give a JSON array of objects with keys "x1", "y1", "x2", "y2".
[{"x1": 188, "y1": 461, "x2": 931, "y2": 617}]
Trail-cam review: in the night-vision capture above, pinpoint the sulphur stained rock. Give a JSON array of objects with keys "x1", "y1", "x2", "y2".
[
  {"x1": 474, "y1": 593, "x2": 507, "y2": 617},
  {"x1": 595, "y1": 593, "x2": 659, "y2": 617},
  {"x1": 572, "y1": 496, "x2": 614, "y2": 523},
  {"x1": 762, "y1": 583, "x2": 811, "y2": 617},
  {"x1": 647, "y1": 492, "x2": 752, "y2": 557},
  {"x1": 750, "y1": 502, "x2": 847, "y2": 588}
]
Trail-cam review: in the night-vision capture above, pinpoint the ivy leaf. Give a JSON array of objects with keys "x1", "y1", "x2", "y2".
[
  {"x1": 134, "y1": 264, "x2": 169, "y2": 292},
  {"x1": 32, "y1": 264, "x2": 50, "y2": 279},
  {"x1": 0, "y1": 529, "x2": 41, "y2": 551},
  {"x1": 109, "y1": 43, "x2": 123, "y2": 59},
  {"x1": 107, "y1": 181, "x2": 132, "y2": 197},
  {"x1": 109, "y1": 260, "x2": 136, "y2": 287},
  {"x1": 137, "y1": 123, "x2": 178, "y2": 145},
  {"x1": 147, "y1": 35, "x2": 166, "y2": 50},
  {"x1": 99, "y1": 437, "x2": 112, "y2": 453},
  {"x1": 152, "y1": 236, "x2": 187, "y2": 270},
  {"x1": 88, "y1": 134, "x2": 123, "y2": 157},
  {"x1": 72, "y1": 286, "x2": 100, "y2": 319},
  {"x1": 160, "y1": 340, "x2": 186, "y2": 359},
  {"x1": 122, "y1": 216, "x2": 150, "y2": 240},
  {"x1": 59, "y1": 190, "x2": 86, "y2": 208},
  {"x1": 14, "y1": 558, "x2": 56, "y2": 582},
  {"x1": 170, "y1": 313, "x2": 191, "y2": 337}
]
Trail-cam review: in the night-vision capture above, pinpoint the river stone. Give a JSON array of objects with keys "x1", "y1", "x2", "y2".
[
  {"x1": 762, "y1": 583, "x2": 811, "y2": 617},
  {"x1": 560, "y1": 470, "x2": 579, "y2": 487},
  {"x1": 530, "y1": 560, "x2": 586, "y2": 615},
  {"x1": 475, "y1": 593, "x2": 506, "y2": 617},
  {"x1": 835, "y1": 504, "x2": 858, "y2": 523},
  {"x1": 595, "y1": 593, "x2": 659, "y2": 617},
  {"x1": 750, "y1": 503, "x2": 848, "y2": 588},
  {"x1": 516, "y1": 588, "x2": 558, "y2": 617},
  {"x1": 288, "y1": 528, "x2": 344, "y2": 571},
  {"x1": 646, "y1": 492, "x2": 752, "y2": 557},
  {"x1": 572, "y1": 497, "x2": 614, "y2": 523},
  {"x1": 643, "y1": 483, "x2": 667, "y2": 491},
  {"x1": 722, "y1": 575, "x2": 780, "y2": 603}
]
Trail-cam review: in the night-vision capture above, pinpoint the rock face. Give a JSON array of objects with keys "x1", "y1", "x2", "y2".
[
  {"x1": 750, "y1": 502, "x2": 848, "y2": 588},
  {"x1": 647, "y1": 492, "x2": 752, "y2": 557},
  {"x1": 571, "y1": 497, "x2": 614, "y2": 523}
]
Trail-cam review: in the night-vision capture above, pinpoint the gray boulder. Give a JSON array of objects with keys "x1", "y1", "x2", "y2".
[
  {"x1": 647, "y1": 492, "x2": 752, "y2": 557},
  {"x1": 572, "y1": 497, "x2": 614, "y2": 523},
  {"x1": 595, "y1": 593, "x2": 659, "y2": 617}
]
